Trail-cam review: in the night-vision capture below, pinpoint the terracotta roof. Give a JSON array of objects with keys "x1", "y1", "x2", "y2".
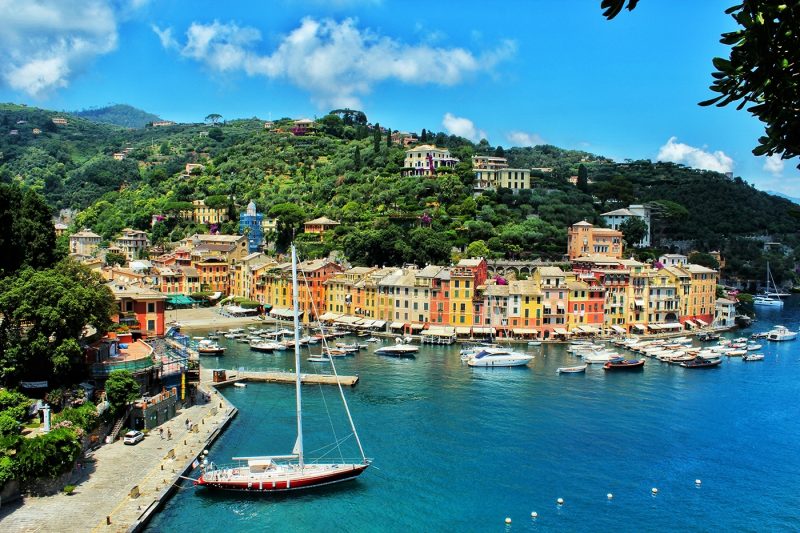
[{"x1": 305, "y1": 216, "x2": 340, "y2": 226}]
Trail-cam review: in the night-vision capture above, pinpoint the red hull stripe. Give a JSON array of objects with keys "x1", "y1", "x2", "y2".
[{"x1": 196, "y1": 465, "x2": 368, "y2": 492}]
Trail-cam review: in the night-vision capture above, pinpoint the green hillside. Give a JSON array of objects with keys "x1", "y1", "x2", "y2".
[
  {"x1": 0, "y1": 103, "x2": 797, "y2": 284},
  {"x1": 71, "y1": 104, "x2": 163, "y2": 129}
]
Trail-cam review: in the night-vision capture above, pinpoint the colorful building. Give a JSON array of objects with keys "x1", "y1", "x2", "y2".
[
  {"x1": 108, "y1": 281, "x2": 166, "y2": 337},
  {"x1": 566, "y1": 221, "x2": 624, "y2": 260},
  {"x1": 239, "y1": 201, "x2": 264, "y2": 253}
]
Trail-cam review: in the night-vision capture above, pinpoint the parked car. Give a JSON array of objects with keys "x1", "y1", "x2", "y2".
[{"x1": 123, "y1": 430, "x2": 144, "y2": 445}]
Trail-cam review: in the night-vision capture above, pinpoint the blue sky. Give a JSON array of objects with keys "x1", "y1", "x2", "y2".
[{"x1": 1, "y1": 0, "x2": 798, "y2": 196}]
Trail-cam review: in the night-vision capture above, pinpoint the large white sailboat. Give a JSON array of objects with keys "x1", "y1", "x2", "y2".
[
  {"x1": 195, "y1": 245, "x2": 369, "y2": 492},
  {"x1": 754, "y1": 262, "x2": 784, "y2": 307}
]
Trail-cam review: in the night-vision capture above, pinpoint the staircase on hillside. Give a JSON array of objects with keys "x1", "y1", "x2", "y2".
[{"x1": 108, "y1": 407, "x2": 130, "y2": 442}]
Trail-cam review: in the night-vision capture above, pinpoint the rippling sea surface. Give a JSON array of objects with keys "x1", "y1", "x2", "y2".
[{"x1": 148, "y1": 298, "x2": 800, "y2": 532}]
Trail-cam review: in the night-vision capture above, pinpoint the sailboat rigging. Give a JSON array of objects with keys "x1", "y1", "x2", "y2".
[
  {"x1": 753, "y1": 262, "x2": 784, "y2": 308},
  {"x1": 195, "y1": 244, "x2": 369, "y2": 492}
]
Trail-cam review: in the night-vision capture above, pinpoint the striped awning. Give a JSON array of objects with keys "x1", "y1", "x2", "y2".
[
  {"x1": 512, "y1": 328, "x2": 538, "y2": 335},
  {"x1": 389, "y1": 321, "x2": 406, "y2": 329},
  {"x1": 696, "y1": 318, "x2": 708, "y2": 326},
  {"x1": 683, "y1": 319, "x2": 697, "y2": 328},
  {"x1": 455, "y1": 327, "x2": 471, "y2": 335},
  {"x1": 661, "y1": 322, "x2": 683, "y2": 329},
  {"x1": 553, "y1": 327, "x2": 569, "y2": 335},
  {"x1": 410, "y1": 324, "x2": 424, "y2": 331},
  {"x1": 633, "y1": 324, "x2": 646, "y2": 331},
  {"x1": 425, "y1": 326, "x2": 455, "y2": 337},
  {"x1": 611, "y1": 325, "x2": 627, "y2": 334},
  {"x1": 472, "y1": 327, "x2": 496, "y2": 335},
  {"x1": 334, "y1": 315, "x2": 362, "y2": 325},
  {"x1": 318, "y1": 312, "x2": 341, "y2": 321},
  {"x1": 371, "y1": 320, "x2": 387, "y2": 329}
]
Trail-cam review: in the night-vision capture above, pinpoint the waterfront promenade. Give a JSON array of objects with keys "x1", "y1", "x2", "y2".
[{"x1": 0, "y1": 383, "x2": 235, "y2": 533}]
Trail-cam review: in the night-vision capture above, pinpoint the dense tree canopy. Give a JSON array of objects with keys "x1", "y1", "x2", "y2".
[
  {"x1": 0, "y1": 184, "x2": 57, "y2": 277},
  {"x1": 0, "y1": 260, "x2": 114, "y2": 386},
  {"x1": 105, "y1": 370, "x2": 141, "y2": 415}
]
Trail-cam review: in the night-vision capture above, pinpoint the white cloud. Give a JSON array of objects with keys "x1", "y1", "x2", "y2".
[
  {"x1": 763, "y1": 154, "x2": 784, "y2": 176},
  {"x1": 656, "y1": 136, "x2": 734, "y2": 173},
  {"x1": 152, "y1": 25, "x2": 177, "y2": 50},
  {"x1": 157, "y1": 17, "x2": 516, "y2": 108},
  {"x1": 506, "y1": 130, "x2": 544, "y2": 147},
  {"x1": 442, "y1": 113, "x2": 486, "y2": 143},
  {"x1": 0, "y1": 0, "x2": 120, "y2": 97}
]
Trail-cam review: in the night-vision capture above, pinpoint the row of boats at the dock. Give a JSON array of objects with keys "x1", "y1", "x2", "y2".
[{"x1": 556, "y1": 324, "x2": 797, "y2": 373}]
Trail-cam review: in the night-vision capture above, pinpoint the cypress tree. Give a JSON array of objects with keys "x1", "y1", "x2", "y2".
[{"x1": 373, "y1": 123, "x2": 381, "y2": 152}]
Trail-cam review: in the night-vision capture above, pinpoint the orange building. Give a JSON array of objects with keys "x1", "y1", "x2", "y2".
[
  {"x1": 566, "y1": 221, "x2": 624, "y2": 260},
  {"x1": 195, "y1": 257, "x2": 230, "y2": 294}
]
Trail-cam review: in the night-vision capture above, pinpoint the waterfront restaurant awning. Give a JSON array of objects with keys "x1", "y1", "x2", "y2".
[
  {"x1": 579, "y1": 325, "x2": 600, "y2": 334},
  {"x1": 410, "y1": 324, "x2": 424, "y2": 331},
  {"x1": 455, "y1": 327, "x2": 471, "y2": 336},
  {"x1": 683, "y1": 319, "x2": 697, "y2": 328},
  {"x1": 472, "y1": 327, "x2": 496, "y2": 335},
  {"x1": 271, "y1": 308, "x2": 301, "y2": 319},
  {"x1": 648, "y1": 324, "x2": 663, "y2": 331},
  {"x1": 512, "y1": 328, "x2": 538, "y2": 336},
  {"x1": 611, "y1": 325, "x2": 627, "y2": 334},
  {"x1": 632, "y1": 324, "x2": 646, "y2": 331},
  {"x1": 335, "y1": 315, "x2": 362, "y2": 325},
  {"x1": 318, "y1": 312, "x2": 341, "y2": 321},
  {"x1": 389, "y1": 321, "x2": 406, "y2": 330},
  {"x1": 425, "y1": 326, "x2": 455, "y2": 337},
  {"x1": 357, "y1": 319, "x2": 375, "y2": 328},
  {"x1": 371, "y1": 320, "x2": 387, "y2": 329},
  {"x1": 553, "y1": 327, "x2": 569, "y2": 336},
  {"x1": 696, "y1": 318, "x2": 709, "y2": 327},
  {"x1": 166, "y1": 294, "x2": 195, "y2": 306},
  {"x1": 661, "y1": 322, "x2": 683, "y2": 330}
]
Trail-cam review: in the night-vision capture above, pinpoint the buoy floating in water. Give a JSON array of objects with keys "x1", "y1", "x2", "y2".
[
  {"x1": 607, "y1": 493, "x2": 613, "y2": 500},
  {"x1": 651, "y1": 488, "x2": 658, "y2": 495},
  {"x1": 695, "y1": 479, "x2": 702, "y2": 486},
  {"x1": 531, "y1": 512, "x2": 538, "y2": 518},
  {"x1": 557, "y1": 498, "x2": 564, "y2": 505},
  {"x1": 505, "y1": 517, "x2": 512, "y2": 524}
]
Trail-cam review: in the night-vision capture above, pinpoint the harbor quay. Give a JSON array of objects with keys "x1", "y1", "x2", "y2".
[{"x1": 0, "y1": 379, "x2": 237, "y2": 533}]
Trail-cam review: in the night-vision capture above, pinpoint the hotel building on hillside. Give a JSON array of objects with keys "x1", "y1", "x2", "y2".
[
  {"x1": 601, "y1": 204, "x2": 652, "y2": 247},
  {"x1": 401, "y1": 145, "x2": 459, "y2": 177},
  {"x1": 566, "y1": 221, "x2": 624, "y2": 260},
  {"x1": 472, "y1": 155, "x2": 533, "y2": 192}
]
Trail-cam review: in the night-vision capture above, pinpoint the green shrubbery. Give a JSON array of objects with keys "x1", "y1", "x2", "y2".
[
  {"x1": 15, "y1": 427, "x2": 81, "y2": 481},
  {"x1": 53, "y1": 403, "x2": 98, "y2": 434}
]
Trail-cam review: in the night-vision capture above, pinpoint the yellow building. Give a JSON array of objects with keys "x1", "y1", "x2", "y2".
[
  {"x1": 325, "y1": 267, "x2": 377, "y2": 316},
  {"x1": 449, "y1": 265, "x2": 476, "y2": 327},
  {"x1": 181, "y1": 199, "x2": 230, "y2": 226},
  {"x1": 684, "y1": 264, "x2": 718, "y2": 325}
]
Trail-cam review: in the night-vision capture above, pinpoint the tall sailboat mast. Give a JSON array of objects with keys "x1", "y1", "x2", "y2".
[{"x1": 291, "y1": 245, "x2": 304, "y2": 469}]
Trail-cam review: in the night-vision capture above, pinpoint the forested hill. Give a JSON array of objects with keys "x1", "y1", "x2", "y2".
[
  {"x1": 0, "y1": 103, "x2": 797, "y2": 282},
  {"x1": 71, "y1": 104, "x2": 162, "y2": 129}
]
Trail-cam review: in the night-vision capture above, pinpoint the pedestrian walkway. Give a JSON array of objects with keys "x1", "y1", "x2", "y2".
[{"x1": 0, "y1": 388, "x2": 235, "y2": 533}]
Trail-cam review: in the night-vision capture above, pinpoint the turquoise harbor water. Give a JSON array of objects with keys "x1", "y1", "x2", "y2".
[{"x1": 149, "y1": 299, "x2": 800, "y2": 532}]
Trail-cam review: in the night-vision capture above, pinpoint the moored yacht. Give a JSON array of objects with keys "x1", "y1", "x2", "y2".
[
  {"x1": 466, "y1": 349, "x2": 533, "y2": 367},
  {"x1": 766, "y1": 325, "x2": 797, "y2": 342}
]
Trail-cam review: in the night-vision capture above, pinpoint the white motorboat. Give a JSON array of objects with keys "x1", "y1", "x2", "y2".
[
  {"x1": 250, "y1": 341, "x2": 283, "y2": 353},
  {"x1": 197, "y1": 339, "x2": 225, "y2": 355},
  {"x1": 527, "y1": 340, "x2": 542, "y2": 347},
  {"x1": 746, "y1": 343, "x2": 762, "y2": 351},
  {"x1": 374, "y1": 343, "x2": 419, "y2": 357},
  {"x1": 743, "y1": 353, "x2": 765, "y2": 361},
  {"x1": 767, "y1": 325, "x2": 797, "y2": 342},
  {"x1": 557, "y1": 364, "x2": 587, "y2": 374},
  {"x1": 582, "y1": 350, "x2": 618, "y2": 364},
  {"x1": 467, "y1": 349, "x2": 533, "y2": 367},
  {"x1": 366, "y1": 337, "x2": 380, "y2": 343},
  {"x1": 307, "y1": 356, "x2": 330, "y2": 363}
]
